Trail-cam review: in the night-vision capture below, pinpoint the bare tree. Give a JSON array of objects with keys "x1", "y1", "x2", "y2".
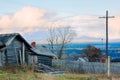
[{"x1": 47, "y1": 26, "x2": 76, "y2": 59}]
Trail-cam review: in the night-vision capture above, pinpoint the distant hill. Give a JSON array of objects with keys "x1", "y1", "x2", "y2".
[{"x1": 37, "y1": 42, "x2": 120, "y2": 57}]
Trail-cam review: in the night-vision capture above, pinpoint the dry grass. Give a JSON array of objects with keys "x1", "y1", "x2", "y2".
[
  {"x1": 0, "y1": 65, "x2": 120, "y2": 80},
  {"x1": 0, "y1": 71, "x2": 120, "y2": 80}
]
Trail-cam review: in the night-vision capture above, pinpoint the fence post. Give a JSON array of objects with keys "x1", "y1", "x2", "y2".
[{"x1": 107, "y1": 56, "x2": 110, "y2": 78}]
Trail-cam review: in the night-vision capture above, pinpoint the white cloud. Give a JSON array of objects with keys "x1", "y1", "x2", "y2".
[
  {"x1": 0, "y1": 6, "x2": 52, "y2": 33},
  {"x1": 109, "y1": 16, "x2": 120, "y2": 39},
  {"x1": 0, "y1": 6, "x2": 119, "y2": 42},
  {"x1": 66, "y1": 15, "x2": 120, "y2": 40}
]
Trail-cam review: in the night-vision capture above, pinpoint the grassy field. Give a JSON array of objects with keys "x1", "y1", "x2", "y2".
[
  {"x1": 0, "y1": 71, "x2": 102, "y2": 80},
  {"x1": 0, "y1": 71, "x2": 120, "y2": 80},
  {"x1": 0, "y1": 66, "x2": 120, "y2": 80}
]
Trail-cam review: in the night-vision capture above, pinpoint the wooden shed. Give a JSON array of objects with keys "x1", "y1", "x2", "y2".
[
  {"x1": 0, "y1": 33, "x2": 37, "y2": 66},
  {"x1": 32, "y1": 46, "x2": 57, "y2": 66}
]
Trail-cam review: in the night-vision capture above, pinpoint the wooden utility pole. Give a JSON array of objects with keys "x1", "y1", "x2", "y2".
[
  {"x1": 99, "y1": 10, "x2": 114, "y2": 57},
  {"x1": 99, "y1": 10, "x2": 114, "y2": 78}
]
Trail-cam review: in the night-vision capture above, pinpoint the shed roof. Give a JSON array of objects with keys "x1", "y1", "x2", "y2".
[
  {"x1": 0, "y1": 33, "x2": 32, "y2": 50},
  {"x1": 32, "y1": 46, "x2": 57, "y2": 58},
  {"x1": 0, "y1": 33, "x2": 57, "y2": 58}
]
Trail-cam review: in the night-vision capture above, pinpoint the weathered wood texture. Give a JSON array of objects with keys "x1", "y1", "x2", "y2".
[
  {"x1": 0, "y1": 33, "x2": 38, "y2": 67},
  {"x1": 0, "y1": 38, "x2": 30, "y2": 66},
  {"x1": 6, "y1": 39, "x2": 22, "y2": 65},
  {"x1": 53, "y1": 60, "x2": 120, "y2": 74},
  {"x1": 38, "y1": 55, "x2": 52, "y2": 66}
]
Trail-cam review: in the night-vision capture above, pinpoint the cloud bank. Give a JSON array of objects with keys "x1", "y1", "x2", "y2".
[
  {"x1": 0, "y1": 6, "x2": 53, "y2": 33},
  {"x1": 0, "y1": 6, "x2": 119, "y2": 42}
]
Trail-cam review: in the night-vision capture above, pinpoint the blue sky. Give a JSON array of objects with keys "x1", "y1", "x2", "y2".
[
  {"x1": 0, "y1": 0, "x2": 120, "y2": 15},
  {"x1": 0, "y1": 0, "x2": 120, "y2": 43}
]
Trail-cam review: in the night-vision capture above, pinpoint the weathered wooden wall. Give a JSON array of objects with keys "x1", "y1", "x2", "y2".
[
  {"x1": 53, "y1": 60, "x2": 120, "y2": 74},
  {"x1": 6, "y1": 38, "x2": 22, "y2": 65},
  {"x1": 28, "y1": 55, "x2": 37, "y2": 65},
  {"x1": 0, "y1": 38, "x2": 29, "y2": 66},
  {"x1": 0, "y1": 51, "x2": 3, "y2": 66},
  {"x1": 38, "y1": 55, "x2": 52, "y2": 66}
]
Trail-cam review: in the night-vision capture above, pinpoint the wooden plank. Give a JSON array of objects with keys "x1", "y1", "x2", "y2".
[
  {"x1": 22, "y1": 43, "x2": 25, "y2": 64},
  {"x1": 53, "y1": 60, "x2": 120, "y2": 74}
]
